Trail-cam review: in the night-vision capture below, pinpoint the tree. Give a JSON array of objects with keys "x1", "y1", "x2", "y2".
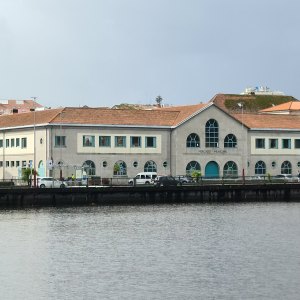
[
  {"x1": 155, "y1": 95, "x2": 163, "y2": 105},
  {"x1": 22, "y1": 168, "x2": 39, "y2": 185},
  {"x1": 113, "y1": 163, "x2": 120, "y2": 175},
  {"x1": 191, "y1": 171, "x2": 202, "y2": 183}
]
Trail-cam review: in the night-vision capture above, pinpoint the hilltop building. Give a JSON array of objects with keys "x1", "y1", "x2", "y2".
[
  {"x1": 0, "y1": 99, "x2": 44, "y2": 116},
  {"x1": 0, "y1": 93, "x2": 300, "y2": 181}
]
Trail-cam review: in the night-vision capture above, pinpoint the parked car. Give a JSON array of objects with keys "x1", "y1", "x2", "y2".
[
  {"x1": 272, "y1": 174, "x2": 297, "y2": 182},
  {"x1": 128, "y1": 172, "x2": 157, "y2": 185},
  {"x1": 36, "y1": 177, "x2": 68, "y2": 188},
  {"x1": 156, "y1": 176, "x2": 179, "y2": 187},
  {"x1": 174, "y1": 175, "x2": 194, "y2": 184},
  {"x1": 154, "y1": 175, "x2": 168, "y2": 184}
]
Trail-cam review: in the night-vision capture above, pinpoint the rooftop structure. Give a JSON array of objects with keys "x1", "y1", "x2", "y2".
[
  {"x1": 240, "y1": 87, "x2": 284, "y2": 96},
  {"x1": 0, "y1": 99, "x2": 44, "y2": 116}
]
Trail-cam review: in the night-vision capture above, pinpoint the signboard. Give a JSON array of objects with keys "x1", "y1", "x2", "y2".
[
  {"x1": 120, "y1": 167, "x2": 123, "y2": 173},
  {"x1": 46, "y1": 160, "x2": 53, "y2": 170},
  {"x1": 29, "y1": 161, "x2": 33, "y2": 168}
]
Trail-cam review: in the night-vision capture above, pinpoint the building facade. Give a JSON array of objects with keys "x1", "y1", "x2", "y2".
[{"x1": 0, "y1": 96, "x2": 300, "y2": 181}]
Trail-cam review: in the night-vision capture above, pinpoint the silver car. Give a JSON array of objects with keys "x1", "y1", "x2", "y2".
[{"x1": 36, "y1": 177, "x2": 68, "y2": 188}]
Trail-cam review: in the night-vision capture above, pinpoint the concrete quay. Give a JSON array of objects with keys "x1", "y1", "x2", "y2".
[{"x1": 1, "y1": 183, "x2": 300, "y2": 207}]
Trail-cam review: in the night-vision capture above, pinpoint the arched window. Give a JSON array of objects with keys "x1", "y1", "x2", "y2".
[
  {"x1": 83, "y1": 160, "x2": 96, "y2": 176},
  {"x1": 186, "y1": 133, "x2": 200, "y2": 148},
  {"x1": 186, "y1": 161, "x2": 201, "y2": 175},
  {"x1": 113, "y1": 160, "x2": 127, "y2": 176},
  {"x1": 223, "y1": 161, "x2": 238, "y2": 177},
  {"x1": 255, "y1": 161, "x2": 266, "y2": 175},
  {"x1": 281, "y1": 161, "x2": 292, "y2": 174},
  {"x1": 224, "y1": 134, "x2": 237, "y2": 148},
  {"x1": 144, "y1": 160, "x2": 157, "y2": 172},
  {"x1": 205, "y1": 119, "x2": 219, "y2": 148}
]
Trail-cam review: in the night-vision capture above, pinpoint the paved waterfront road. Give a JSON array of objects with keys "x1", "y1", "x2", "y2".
[{"x1": 1, "y1": 203, "x2": 300, "y2": 300}]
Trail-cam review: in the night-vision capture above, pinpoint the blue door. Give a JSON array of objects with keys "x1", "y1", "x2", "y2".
[{"x1": 205, "y1": 161, "x2": 219, "y2": 178}]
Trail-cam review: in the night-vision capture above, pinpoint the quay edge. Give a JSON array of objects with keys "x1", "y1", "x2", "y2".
[{"x1": 0, "y1": 184, "x2": 300, "y2": 207}]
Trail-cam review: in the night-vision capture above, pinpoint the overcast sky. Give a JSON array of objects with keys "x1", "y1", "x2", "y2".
[{"x1": 0, "y1": 0, "x2": 299, "y2": 108}]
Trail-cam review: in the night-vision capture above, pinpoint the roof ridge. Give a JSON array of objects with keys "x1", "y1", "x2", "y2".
[{"x1": 48, "y1": 107, "x2": 65, "y2": 123}]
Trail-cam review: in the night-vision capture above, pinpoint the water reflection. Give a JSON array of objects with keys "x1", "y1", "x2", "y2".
[{"x1": 1, "y1": 203, "x2": 300, "y2": 300}]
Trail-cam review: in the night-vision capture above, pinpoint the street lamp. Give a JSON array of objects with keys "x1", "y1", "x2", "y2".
[
  {"x1": 59, "y1": 108, "x2": 65, "y2": 180},
  {"x1": 237, "y1": 103, "x2": 244, "y2": 184},
  {"x1": 31, "y1": 97, "x2": 37, "y2": 187}
]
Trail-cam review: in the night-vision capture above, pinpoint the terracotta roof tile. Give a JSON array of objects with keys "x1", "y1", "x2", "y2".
[
  {"x1": 157, "y1": 103, "x2": 210, "y2": 125},
  {"x1": 259, "y1": 101, "x2": 300, "y2": 112},
  {"x1": 231, "y1": 113, "x2": 300, "y2": 129},
  {"x1": 48, "y1": 107, "x2": 180, "y2": 126},
  {"x1": 0, "y1": 108, "x2": 61, "y2": 128}
]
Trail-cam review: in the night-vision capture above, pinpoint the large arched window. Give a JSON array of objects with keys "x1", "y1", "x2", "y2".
[
  {"x1": 223, "y1": 161, "x2": 238, "y2": 177},
  {"x1": 224, "y1": 134, "x2": 237, "y2": 148},
  {"x1": 281, "y1": 161, "x2": 292, "y2": 174},
  {"x1": 255, "y1": 161, "x2": 266, "y2": 175},
  {"x1": 144, "y1": 160, "x2": 157, "y2": 172},
  {"x1": 83, "y1": 160, "x2": 96, "y2": 176},
  {"x1": 113, "y1": 160, "x2": 127, "y2": 176},
  {"x1": 186, "y1": 161, "x2": 201, "y2": 175},
  {"x1": 186, "y1": 133, "x2": 200, "y2": 148},
  {"x1": 205, "y1": 119, "x2": 219, "y2": 148}
]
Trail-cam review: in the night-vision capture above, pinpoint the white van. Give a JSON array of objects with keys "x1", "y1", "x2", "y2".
[{"x1": 128, "y1": 172, "x2": 157, "y2": 185}]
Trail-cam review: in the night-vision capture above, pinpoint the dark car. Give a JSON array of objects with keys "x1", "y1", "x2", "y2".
[
  {"x1": 174, "y1": 175, "x2": 194, "y2": 184},
  {"x1": 156, "y1": 176, "x2": 179, "y2": 187}
]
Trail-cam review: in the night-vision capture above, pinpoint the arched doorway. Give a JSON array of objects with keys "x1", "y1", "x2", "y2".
[
  {"x1": 38, "y1": 160, "x2": 45, "y2": 177},
  {"x1": 205, "y1": 161, "x2": 219, "y2": 178}
]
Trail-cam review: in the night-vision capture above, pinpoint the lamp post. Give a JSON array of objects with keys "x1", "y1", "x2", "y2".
[
  {"x1": 31, "y1": 97, "x2": 37, "y2": 188},
  {"x1": 237, "y1": 103, "x2": 244, "y2": 183},
  {"x1": 59, "y1": 108, "x2": 65, "y2": 180}
]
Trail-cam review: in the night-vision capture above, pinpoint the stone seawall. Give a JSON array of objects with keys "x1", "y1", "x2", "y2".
[{"x1": 1, "y1": 184, "x2": 300, "y2": 207}]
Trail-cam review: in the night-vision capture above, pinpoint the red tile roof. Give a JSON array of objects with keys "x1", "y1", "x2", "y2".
[
  {"x1": 0, "y1": 100, "x2": 43, "y2": 115},
  {"x1": 259, "y1": 101, "x2": 300, "y2": 112},
  {"x1": 231, "y1": 113, "x2": 300, "y2": 129},
  {"x1": 49, "y1": 107, "x2": 180, "y2": 126},
  {"x1": 157, "y1": 103, "x2": 210, "y2": 125},
  {"x1": 0, "y1": 103, "x2": 299, "y2": 130},
  {"x1": 210, "y1": 93, "x2": 299, "y2": 113},
  {"x1": 0, "y1": 108, "x2": 62, "y2": 128}
]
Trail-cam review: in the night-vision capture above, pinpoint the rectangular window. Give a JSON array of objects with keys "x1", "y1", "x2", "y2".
[
  {"x1": 55, "y1": 136, "x2": 66, "y2": 147},
  {"x1": 21, "y1": 138, "x2": 27, "y2": 149},
  {"x1": 16, "y1": 138, "x2": 20, "y2": 147},
  {"x1": 255, "y1": 138, "x2": 265, "y2": 149},
  {"x1": 16, "y1": 161, "x2": 20, "y2": 167},
  {"x1": 282, "y1": 139, "x2": 291, "y2": 149},
  {"x1": 0, "y1": 161, "x2": 2, "y2": 167},
  {"x1": 130, "y1": 136, "x2": 141, "y2": 147},
  {"x1": 99, "y1": 136, "x2": 111, "y2": 147},
  {"x1": 295, "y1": 139, "x2": 300, "y2": 149},
  {"x1": 22, "y1": 161, "x2": 26, "y2": 167},
  {"x1": 269, "y1": 139, "x2": 278, "y2": 149},
  {"x1": 115, "y1": 136, "x2": 126, "y2": 147},
  {"x1": 11, "y1": 161, "x2": 14, "y2": 167},
  {"x1": 6, "y1": 161, "x2": 9, "y2": 167},
  {"x1": 146, "y1": 137, "x2": 156, "y2": 148},
  {"x1": 11, "y1": 139, "x2": 14, "y2": 147},
  {"x1": 6, "y1": 139, "x2": 9, "y2": 148},
  {"x1": 83, "y1": 135, "x2": 95, "y2": 147},
  {"x1": 0, "y1": 139, "x2": 2, "y2": 148}
]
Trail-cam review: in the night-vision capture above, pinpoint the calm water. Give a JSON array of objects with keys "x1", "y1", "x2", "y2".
[{"x1": 1, "y1": 203, "x2": 300, "y2": 300}]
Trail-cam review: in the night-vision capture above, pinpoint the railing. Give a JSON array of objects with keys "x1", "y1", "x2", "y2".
[{"x1": 1, "y1": 175, "x2": 299, "y2": 189}]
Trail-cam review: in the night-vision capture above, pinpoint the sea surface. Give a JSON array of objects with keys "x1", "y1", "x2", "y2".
[{"x1": 1, "y1": 203, "x2": 300, "y2": 300}]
